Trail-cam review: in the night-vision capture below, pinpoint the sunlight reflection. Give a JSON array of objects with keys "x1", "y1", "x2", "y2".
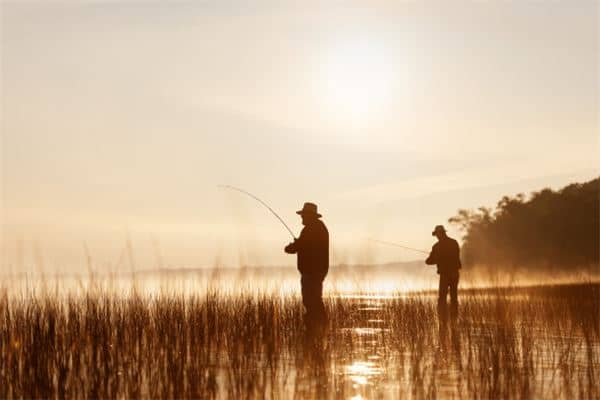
[{"x1": 345, "y1": 361, "x2": 384, "y2": 387}]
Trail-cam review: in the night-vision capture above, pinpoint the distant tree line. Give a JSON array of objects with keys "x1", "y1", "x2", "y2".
[{"x1": 449, "y1": 177, "x2": 599, "y2": 268}]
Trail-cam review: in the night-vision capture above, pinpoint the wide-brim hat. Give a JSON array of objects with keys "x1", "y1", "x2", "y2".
[
  {"x1": 432, "y1": 225, "x2": 446, "y2": 236},
  {"x1": 296, "y1": 202, "x2": 322, "y2": 218}
]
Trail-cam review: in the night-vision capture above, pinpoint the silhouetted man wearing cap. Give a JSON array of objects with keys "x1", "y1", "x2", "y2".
[
  {"x1": 426, "y1": 225, "x2": 461, "y2": 318},
  {"x1": 285, "y1": 202, "x2": 329, "y2": 327}
]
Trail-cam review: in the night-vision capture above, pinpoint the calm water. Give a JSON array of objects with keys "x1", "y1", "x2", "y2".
[{"x1": 285, "y1": 294, "x2": 597, "y2": 399}]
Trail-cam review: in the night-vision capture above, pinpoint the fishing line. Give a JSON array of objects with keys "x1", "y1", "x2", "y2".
[{"x1": 367, "y1": 238, "x2": 429, "y2": 254}]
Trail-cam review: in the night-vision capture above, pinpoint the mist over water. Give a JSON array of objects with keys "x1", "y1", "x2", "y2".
[{"x1": 3, "y1": 264, "x2": 597, "y2": 298}]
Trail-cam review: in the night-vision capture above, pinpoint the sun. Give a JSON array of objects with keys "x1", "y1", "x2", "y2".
[{"x1": 319, "y1": 39, "x2": 396, "y2": 125}]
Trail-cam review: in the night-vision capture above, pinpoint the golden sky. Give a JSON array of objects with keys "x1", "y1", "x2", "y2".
[{"x1": 1, "y1": 1, "x2": 598, "y2": 273}]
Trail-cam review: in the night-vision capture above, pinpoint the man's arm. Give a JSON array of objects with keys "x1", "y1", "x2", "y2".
[
  {"x1": 455, "y1": 240, "x2": 462, "y2": 269},
  {"x1": 284, "y1": 228, "x2": 307, "y2": 254},
  {"x1": 425, "y1": 245, "x2": 437, "y2": 265}
]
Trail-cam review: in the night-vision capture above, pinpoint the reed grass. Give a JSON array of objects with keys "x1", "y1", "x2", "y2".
[{"x1": 0, "y1": 282, "x2": 598, "y2": 399}]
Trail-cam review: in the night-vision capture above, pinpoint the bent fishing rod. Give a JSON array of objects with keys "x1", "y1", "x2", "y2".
[
  {"x1": 367, "y1": 238, "x2": 429, "y2": 255},
  {"x1": 218, "y1": 185, "x2": 297, "y2": 240}
]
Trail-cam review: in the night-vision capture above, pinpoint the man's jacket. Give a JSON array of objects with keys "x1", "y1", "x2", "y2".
[
  {"x1": 425, "y1": 236, "x2": 462, "y2": 275},
  {"x1": 285, "y1": 219, "x2": 329, "y2": 279}
]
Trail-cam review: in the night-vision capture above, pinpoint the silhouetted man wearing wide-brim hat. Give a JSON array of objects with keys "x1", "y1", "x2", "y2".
[
  {"x1": 284, "y1": 202, "x2": 329, "y2": 328},
  {"x1": 426, "y1": 225, "x2": 462, "y2": 318}
]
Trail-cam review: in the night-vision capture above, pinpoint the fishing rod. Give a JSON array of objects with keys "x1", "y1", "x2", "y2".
[
  {"x1": 368, "y1": 238, "x2": 429, "y2": 255},
  {"x1": 218, "y1": 185, "x2": 297, "y2": 240}
]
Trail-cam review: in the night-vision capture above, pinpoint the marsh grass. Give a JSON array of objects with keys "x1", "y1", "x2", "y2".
[{"x1": 0, "y1": 283, "x2": 598, "y2": 399}]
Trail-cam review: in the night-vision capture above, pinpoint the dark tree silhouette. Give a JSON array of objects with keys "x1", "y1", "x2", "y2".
[{"x1": 449, "y1": 178, "x2": 599, "y2": 269}]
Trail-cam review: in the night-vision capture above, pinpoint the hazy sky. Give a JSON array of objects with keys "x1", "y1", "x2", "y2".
[{"x1": 1, "y1": 1, "x2": 598, "y2": 273}]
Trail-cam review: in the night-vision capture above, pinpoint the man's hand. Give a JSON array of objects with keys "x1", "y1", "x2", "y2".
[
  {"x1": 284, "y1": 241, "x2": 297, "y2": 254},
  {"x1": 425, "y1": 246, "x2": 436, "y2": 265}
]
